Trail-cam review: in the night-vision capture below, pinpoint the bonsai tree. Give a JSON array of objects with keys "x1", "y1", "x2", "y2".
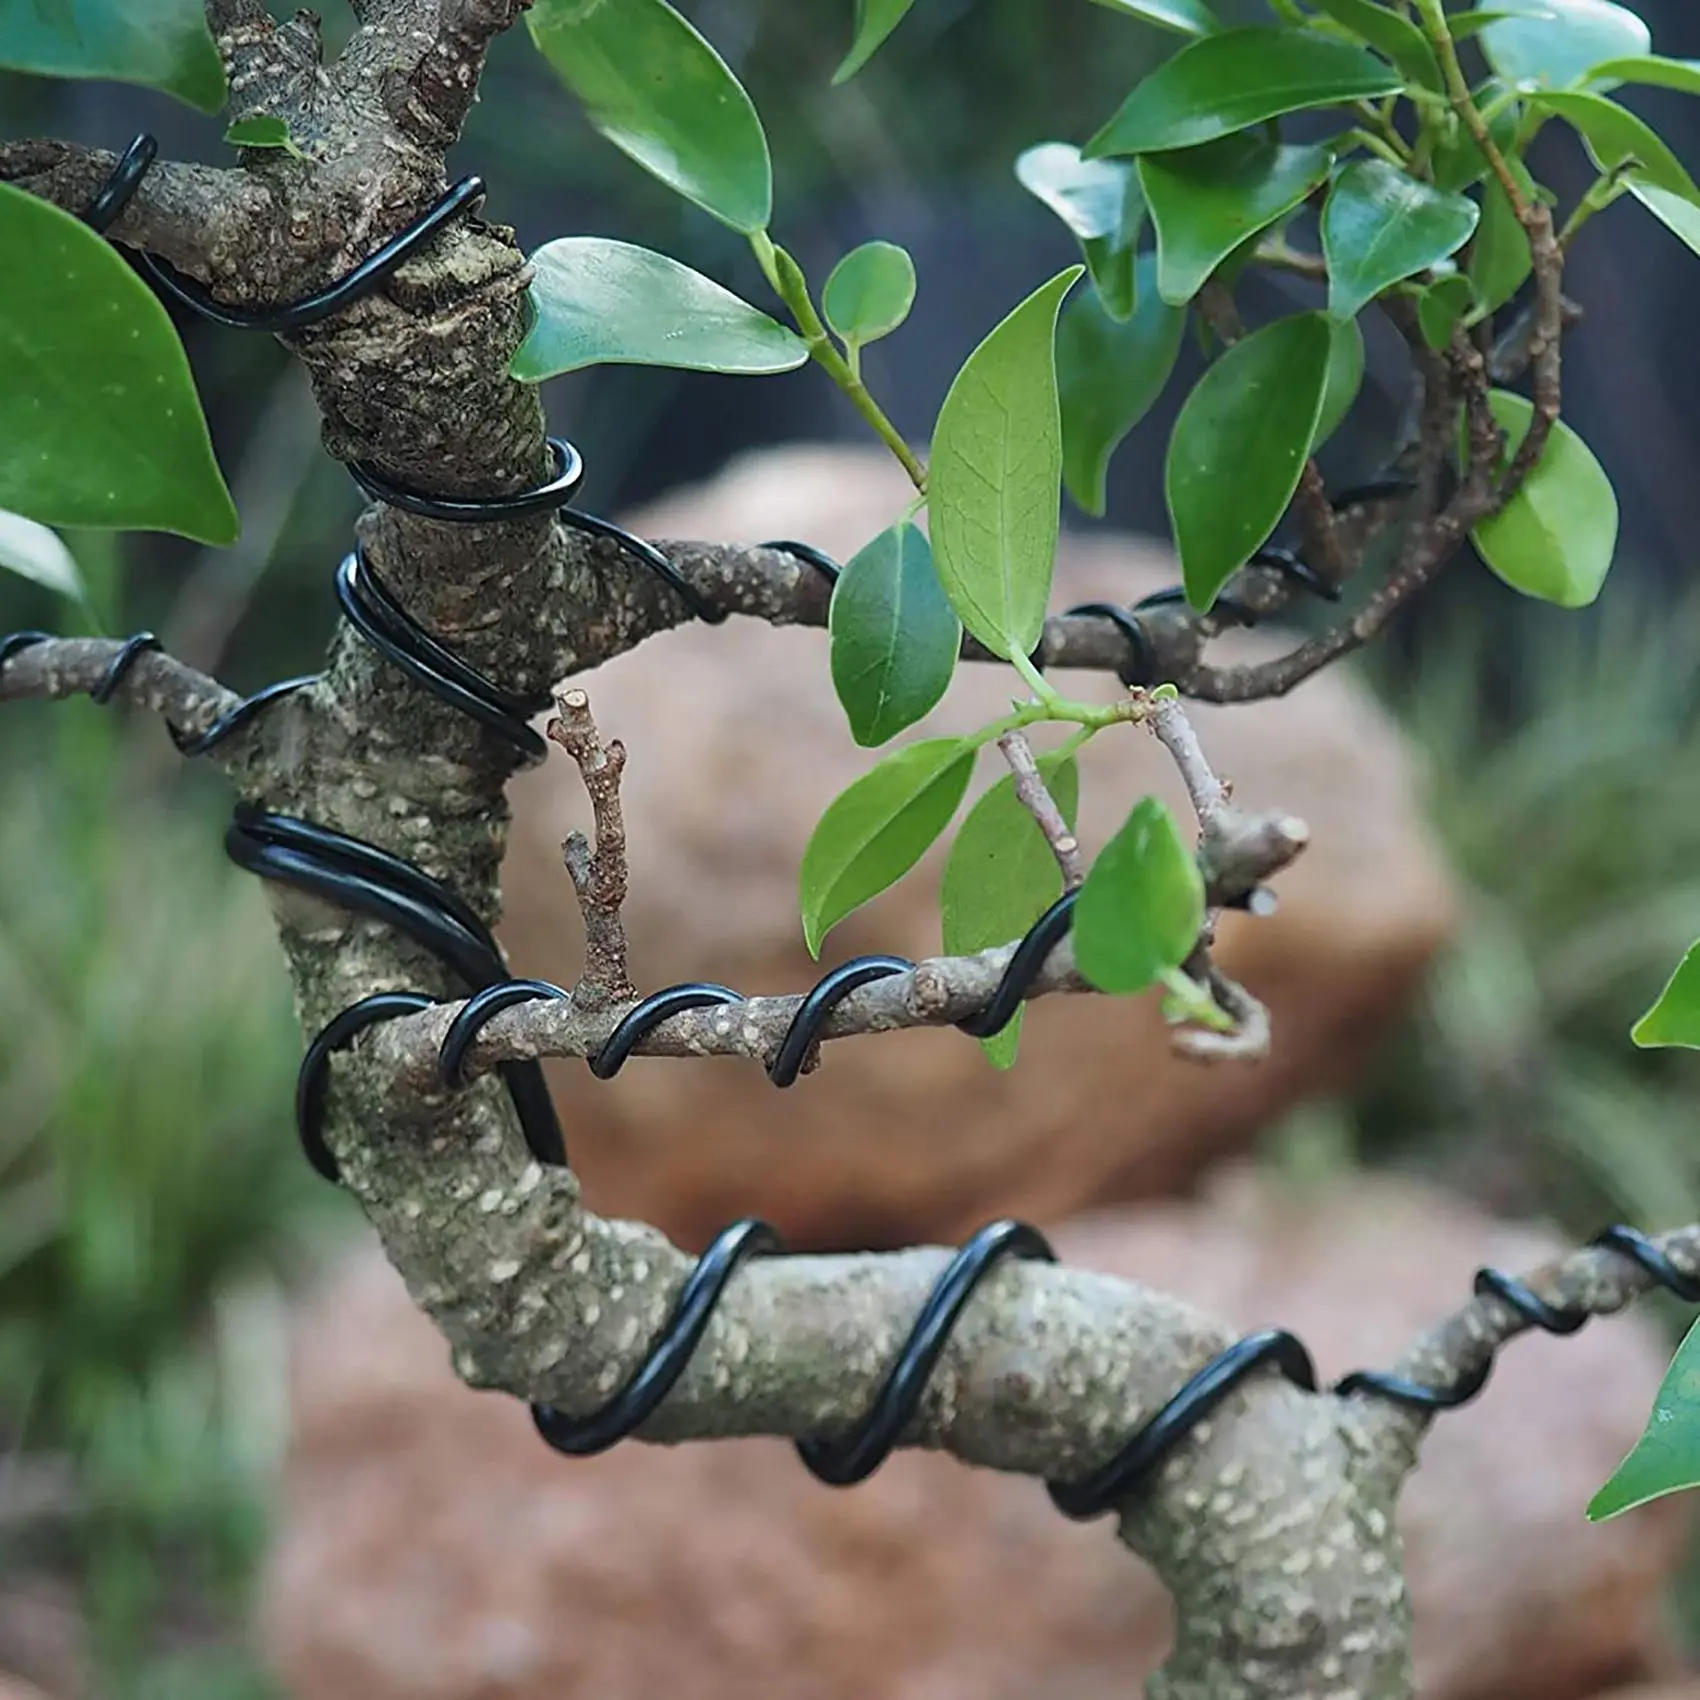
[{"x1": 6, "y1": 0, "x2": 1700, "y2": 1693}]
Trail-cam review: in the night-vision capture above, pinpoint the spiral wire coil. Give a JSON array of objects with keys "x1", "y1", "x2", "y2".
[{"x1": 3, "y1": 136, "x2": 1695, "y2": 1518}]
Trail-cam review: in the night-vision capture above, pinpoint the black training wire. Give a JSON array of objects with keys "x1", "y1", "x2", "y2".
[{"x1": 9, "y1": 139, "x2": 1695, "y2": 1522}]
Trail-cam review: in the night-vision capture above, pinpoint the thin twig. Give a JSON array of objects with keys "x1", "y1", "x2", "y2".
[
  {"x1": 545, "y1": 688, "x2": 635, "y2": 1008},
  {"x1": 997, "y1": 729, "x2": 1085, "y2": 888},
  {"x1": 1148, "y1": 694, "x2": 1230, "y2": 827}
]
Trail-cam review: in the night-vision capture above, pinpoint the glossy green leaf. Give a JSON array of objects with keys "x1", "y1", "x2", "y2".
[
  {"x1": 1088, "y1": 0, "x2": 1219, "y2": 32},
  {"x1": 1084, "y1": 27, "x2": 1401, "y2": 157},
  {"x1": 829, "y1": 521, "x2": 961, "y2": 747},
  {"x1": 835, "y1": 0, "x2": 918, "y2": 82},
  {"x1": 1632, "y1": 179, "x2": 1700, "y2": 257},
  {"x1": 1417, "y1": 271, "x2": 1477, "y2": 348},
  {"x1": 1469, "y1": 390, "x2": 1618, "y2": 608},
  {"x1": 1586, "y1": 55, "x2": 1700, "y2": 95},
  {"x1": 1632, "y1": 942, "x2": 1700, "y2": 1048},
  {"x1": 1307, "y1": 0, "x2": 1442, "y2": 90},
  {"x1": 799, "y1": 737, "x2": 977, "y2": 954},
  {"x1": 929, "y1": 267, "x2": 1082, "y2": 658},
  {"x1": 1533, "y1": 89, "x2": 1700, "y2": 203},
  {"x1": 0, "y1": 509, "x2": 84, "y2": 604},
  {"x1": 1073, "y1": 797, "x2": 1204, "y2": 995},
  {"x1": 1450, "y1": 11, "x2": 1562, "y2": 41},
  {"x1": 225, "y1": 116, "x2": 308, "y2": 160},
  {"x1": 1588, "y1": 1318, "x2": 1700, "y2": 1520},
  {"x1": 823, "y1": 241, "x2": 918, "y2": 350},
  {"x1": 1323, "y1": 157, "x2": 1480, "y2": 321},
  {"x1": 1166, "y1": 312, "x2": 1332, "y2": 611},
  {"x1": 512, "y1": 238, "x2": 806, "y2": 380},
  {"x1": 1479, "y1": 0, "x2": 1650, "y2": 90},
  {"x1": 0, "y1": 185, "x2": 236, "y2": 543},
  {"x1": 1015, "y1": 144, "x2": 1146, "y2": 319},
  {"x1": 1141, "y1": 135, "x2": 1334, "y2": 305},
  {"x1": 0, "y1": 0, "x2": 225, "y2": 111},
  {"x1": 941, "y1": 754, "x2": 1081, "y2": 1068},
  {"x1": 1468, "y1": 154, "x2": 1536, "y2": 313},
  {"x1": 1059, "y1": 256, "x2": 1187, "y2": 516},
  {"x1": 1314, "y1": 316, "x2": 1365, "y2": 448},
  {"x1": 528, "y1": 0, "x2": 772, "y2": 233}
]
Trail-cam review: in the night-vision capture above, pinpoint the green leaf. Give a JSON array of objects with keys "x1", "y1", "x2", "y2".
[
  {"x1": 0, "y1": 185, "x2": 237, "y2": 544},
  {"x1": 1468, "y1": 390, "x2": 1618, "y2": 608},
  {"x1": 1073, "y1": 797, "x2": 1204, "y2": 995},
  {"x1": 823, "y1": 241, "x2": 918, "y2": 350},
  {"x1": 1468, "y1": 154, "x2": 1537, "y2": 314},
  {"x1": 224, "y1": 115, "x2": 308, "y2": 160},
  {"x1": 1586, "y1": 55, "x2": 1700, "y2": 95},
  {"x1": 1059, "y1": 256, "x2": 1187, "y2": 516},
  {"x1": 941, "y1": 755, "x2": 1081, "y2": 1068},
  {"x1": 1015, "y1": 144, "x2": 1146, "y2": 319},
  {"x1": 835, "y1": 0, "x2": 918, "y2": 82},
  {"x1": 0, "y1": 0, "x2": 225, "y2": 111},
  {"x1": 512, "y1": 238, "x2": 806, "y2": 380},
  {"x1": 1632, "y1": 179, "x2": 1700, "y2": 257},
  {"x1": 1632, "y1": 943, "x2": 1700, "y2": 1048},
  {"x1": 1314, "y1": 316, "x2": 1365, "y2": 448},
  {"x1": 1322, "y1": 157, "x2": 1480, "y2": 321},
  {"x1": 1533, "y1": 89, "x2": 1700, "y2": 203},
  {"x1": 1588, "y1": 1318, "x2": 1700, "y2": 1521},
  {"x1": 1141, "y1": 135, "x2": 1334, "y2": 306},
  {"x1": 527, "y1": 0, "x2": 772, "y2": 233},
  {"x1": 929, "y1": 267, "x2": 1082, "y2": 658},
  {"x1": 799, "y1": 737, "x2": 977, "y2": 954},
  {"x1": 1088, "y1": 0, "x2": 1220, "y2": 32},
  {"x1": 1479, "y1": 0, "x2": 1650, "y2": 90},
  {"x1": 829, "y1": 521, "x2": 961, "y2": 748},
  {"x1": 1084, "y1": 27, "x2": 1401, "y2": 156},
  {"x1": 1306, "y1": 0, "x2": 1442, "y2": 90},
  {"x1": 0, "y1": 509, "x2": 84, "y2": 604},
  {"x1": 1432, "y1": 82, "x2": 1524, "y2": 192},
  {"x1": 1417, "y1": 271, "x2": 1477, "y2": 349},
  {"x1": 1166, "y1": 312, "x2": 1332, "y2": 611}
]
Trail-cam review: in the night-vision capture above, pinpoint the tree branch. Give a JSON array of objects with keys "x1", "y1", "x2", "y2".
[
  {"x1": 998, "y1": 729, "x2": 1084, "y2": 887},
  {"x1": 391, "y1": 0, "x2": 538, "y2": 147}
]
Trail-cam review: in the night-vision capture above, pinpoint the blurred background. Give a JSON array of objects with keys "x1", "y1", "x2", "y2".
[{"x1": 4, "y1": 0, "x2": 1700, "y2": 1693}]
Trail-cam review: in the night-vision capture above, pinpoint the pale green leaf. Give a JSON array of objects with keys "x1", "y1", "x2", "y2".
[
  {"x1": 1585, "y1": 55, "x2": 1700, "y2": 95},
  {"x1": 1633, "y1": 943, "x2": 1700, "y2": 1048},
  {"x1": 225, "y1": 115, "x2": 308, "y2": 160},
  {"x1": 1479, "y1": 0, "x2": 1650, "y2": 90},
  {"x1": 1314, "y1": 316, "x2": 1365, "y2": 449},
  {"x1": 835, "y1": 0, "x2": 919, "y2": 81},
  {"x1": 0, "y1": 509, "x2": 84, "y2": 604},
  {"x1": 1088, "y1": 0, "x2": 1219, "y2": 32},
  {"x1": 823, "y1": 241, "x2": 918, "y2": 349},
  {"x1": 1632, "y1": 178, "x2": 1700, "y2": 257},
  {"x1": 1073, "y1": 796, "x2": 1204, "y2": 994},
  {"x1": 1534, "y1": 88, "x2": 1700, "y2": 203},
  {"x1": 0, "y1": 0, "x2": 225, "y2": 110},
  {"x1": 1589, "y1": 1319, "x2": 1700, "y2": 1520},
  {"x1": 1016, "y1": 144, "x2": 1146, "y2": 318}
]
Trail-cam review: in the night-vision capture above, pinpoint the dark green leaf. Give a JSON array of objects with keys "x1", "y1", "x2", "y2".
[
  {"x1": 941, "y1": 754, "x2": 1081, "y2": 1068},
  {"x1": 1166, "y1": 312, "x2": 1332, "y2": 610},
  {"x1": 1307, "y1": 0, "x2": 1442, "y2": 90},
  {"x1": 1586, "y1": 55, "x2": 1700, "y2": 95},
  {"x1": 799, "y1": 737, "x2": 977, "y2": 954},
  {"x1": 0, "y1": 185, "x2": 236, "y2": 543},
  {"x1": 1469, "y1": 390, "x2": 1618, "y2": 607},
  {"x1": 1417, "y1": 271, "x2": 1476, "y2": 348},
  {"x1": 1480, "y1": 0, "x2": 1650, "y2": 90},
  {"x1": 1322, "y1": 157, "x2": 1479, "y2": 320},
  {"x1": 528, "y1": 0, "x2": 772, "y2": 233},
  {"x1": 929, "y1": 267, "x2": 1082, "y2": 658},
  {"x1": 0, "y1": 0, "x2": 225, "y2": 111},
  {"x1": 1073, "y1": 796, "x2": 1204, "y2": 995},
  {"x1": 0, "y1": 509, "x2": 84, "y2": 604},
  {"x1": 1632, "y1": 179, "x2": 1700, "y2": 257},
  {"x1": 1088, "y1": 0, "x2": 1219, "y2": 32},
  {"x1": 823, "y1": 241, "x2": 918, "y2": 349},
  {"x1": 829, "y1": 521, "x2": 961, "y2": 747},
  {"x1": 1468, "y1": 154, "x2": 1536, "y2": 314},
  {"x1": 835, "y1": 0, "x2": 918, "y2": 82},
  {"x1": 1533, "y1": 88, "x2": 1700, "y2": 203},
  {"x1": 1632, "y1": 942, "x2": 1700, "y2": 1048},
  {"x1": 1140, "y1": 135, "x2": 1334, "y2": 305},
  {"x1": 1084, "y1": 27, "x2": 1401, "y2": 156},
  {"x1": 1588, "y1": 1318, "x2": 1700, "y2": 1520},
  {"x1": 1015, "y1": 144, "x2": 1146, "y2": 319},
  {"x1": 1059, "y1": 256, "x2": 1187, "y2": 516},
  {"x1": 512, "y1": 238, "x2": 806, "y2": 380},
  {"x1": 225, "y1": 115, "x2": 308, "y2": 160},
  {"x1": 1314, "y1": 315, "x2": 1364, "y2": 448}
]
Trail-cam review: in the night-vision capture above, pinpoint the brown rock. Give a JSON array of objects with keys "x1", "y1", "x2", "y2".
[
  {"x1": 498, "y1": 445, "x2": 1457, "y2": 1252},
  {"x1": 262, "y1": 1170, "x2": 1691, "y2": 1700},
  {"x1": 0, "y1": 1679, "x2": 56, "y2": 1700}
]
